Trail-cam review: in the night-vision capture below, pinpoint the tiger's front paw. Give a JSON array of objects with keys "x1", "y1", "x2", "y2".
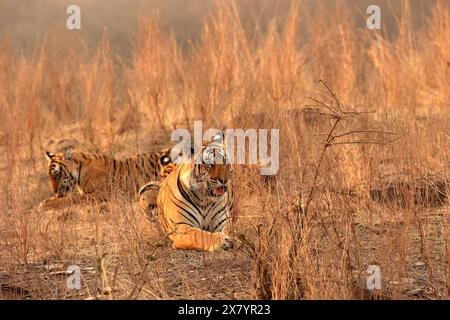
[
  {"x1": 221, "y1": 234, "x2": 234, "y2": 251},
  {"x1": 208, "y1": 232, "x2": 234, "y2": 252}
]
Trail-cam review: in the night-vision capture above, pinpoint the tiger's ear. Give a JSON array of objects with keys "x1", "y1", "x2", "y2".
[
  {"x1": 160, "y1": 155, "x2": 171, "y2": 166},
  {"x1": 211, "y1": 131, "x2": 224, "y2": 143},
  {"x1": 45, "y1": 151, "x2": 55, "y2": 161},
  {"x1": 64, "y1": 147, "x2": 74, "y2": 160}
]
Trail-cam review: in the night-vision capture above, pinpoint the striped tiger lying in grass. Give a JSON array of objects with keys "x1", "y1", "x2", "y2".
[
  {"x1": 38, "y1": 147, "x2": 174, "y2": 211},
  {"x1": 139, "y1": 133, "x2": 234, "y2": 252}
]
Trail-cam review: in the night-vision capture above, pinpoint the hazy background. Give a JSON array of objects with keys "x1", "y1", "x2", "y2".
[{"x1": 0, "y1": 0, "x2": 436, "y2": 56}]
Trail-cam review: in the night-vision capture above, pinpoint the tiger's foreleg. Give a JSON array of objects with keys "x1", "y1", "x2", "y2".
[{"x1": 168, "y1": 225, "x2": 233, "y2": 252}]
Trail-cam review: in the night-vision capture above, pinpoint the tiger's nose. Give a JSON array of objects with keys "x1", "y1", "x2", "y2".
[{"x1": 216, "y1": 174, "x2": 230, "y2": 185}]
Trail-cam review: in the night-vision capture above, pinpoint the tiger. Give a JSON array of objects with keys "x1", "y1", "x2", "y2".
[
  {"x1": 39, "y1": 147, "x2": 174, "y2": 211},
  {"x1": 139, "y1": 132, "x2": 234, "y2": 252}
]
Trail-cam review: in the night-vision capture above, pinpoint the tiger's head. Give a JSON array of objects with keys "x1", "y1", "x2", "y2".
[
  {"x1": 195, "y1": 132, "x2": 232, "y2": 197},
  {"x1": 45, "y1": 148, "x2": 78, "y2": 198}
]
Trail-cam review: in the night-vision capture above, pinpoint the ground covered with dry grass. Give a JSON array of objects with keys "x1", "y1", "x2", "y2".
[{"x1": 0, "y1": 0, "x2": 449, "y2": 299}]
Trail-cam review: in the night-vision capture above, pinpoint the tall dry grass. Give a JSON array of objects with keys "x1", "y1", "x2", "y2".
[{"x1": 0, "y1": 0, "x2": 448, "y2": 299}]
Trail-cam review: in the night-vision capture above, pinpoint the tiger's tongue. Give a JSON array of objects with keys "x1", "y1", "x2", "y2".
[{"x1": 214, "y1": 186, "x2": 225, "y2": 196}]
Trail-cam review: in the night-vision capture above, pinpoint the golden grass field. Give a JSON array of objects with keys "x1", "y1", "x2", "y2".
[{"x1": 0, "y1": 0, "x2": 448, "y2": 299}]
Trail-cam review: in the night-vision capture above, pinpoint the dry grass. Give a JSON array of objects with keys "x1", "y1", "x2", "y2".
[{"x1": 0, "y1": 0, "x2": 449, "y2": 300}]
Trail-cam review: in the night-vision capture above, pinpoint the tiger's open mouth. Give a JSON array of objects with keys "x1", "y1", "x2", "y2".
[
  {"x1": 213, "y1": 186, "x2": 226, "y2": 196},
  {"x1": 207, "y1": 182, "x2": 226, "y2": 197}
]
